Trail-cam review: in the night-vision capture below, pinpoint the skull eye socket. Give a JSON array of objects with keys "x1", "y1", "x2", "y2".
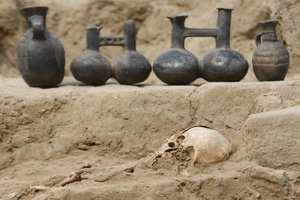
[
  {"x1": 168, "y1": 142, "x2": 175, "y2": 148},
  {"x1": 176, "y1": 135, "x2": 186, "y2": 144}
]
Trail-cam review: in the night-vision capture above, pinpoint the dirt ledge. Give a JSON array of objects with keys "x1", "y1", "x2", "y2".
[{"x1": 0, "y1": 77, "x2": 300, "y2": 199}]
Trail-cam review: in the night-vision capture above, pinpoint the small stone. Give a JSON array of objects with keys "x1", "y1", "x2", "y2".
[{"x1": 77, "y1": 144, "x2": 89, "y2": 151}]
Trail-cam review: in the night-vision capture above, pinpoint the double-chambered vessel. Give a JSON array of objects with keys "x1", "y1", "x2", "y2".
[
  {"x1": 153, "y1": 8, "x2": 249, "y2": 85},
  {"x1": 71, "y1": 20, "x2": 151, "y2": 85}
]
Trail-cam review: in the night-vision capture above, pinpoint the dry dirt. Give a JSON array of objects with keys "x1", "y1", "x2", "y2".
[
  {"x1": 0, "y1": 77, "x2": 300, "y2": 199},
  {"x1": 1, "y1": 0, "x2": 300, "y2": 199}
]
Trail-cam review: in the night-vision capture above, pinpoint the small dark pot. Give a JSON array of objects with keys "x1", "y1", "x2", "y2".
[
  {"x1": 201, "y1": 47, "x2": 249, "y2": 82},
  {"x1": 112, "y1": 50, "x2": 151, "y2": 84},
  {"x1": 70, "y1": 49, "x2": 111, "y2": 86},
  {"x1": 153, "y1": 48, "x2": 199, "y2": 85},
  {"x1": 252, "y1": 19, "x2": 289, "y2": 81}
]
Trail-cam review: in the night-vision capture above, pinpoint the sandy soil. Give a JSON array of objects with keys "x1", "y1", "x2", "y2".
[{"x1": 0, "y1": 77, "x2": 300, "y2": 199}]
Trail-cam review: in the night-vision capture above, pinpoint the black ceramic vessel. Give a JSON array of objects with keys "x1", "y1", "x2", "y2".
[
  {"x1": 153, "y1": 14, "x2": 199, "y2": 85},
  {"x1": 252, "y1": 20, "x2": 289, "y2": 81},
  {"x1": 200, "y1": 8, "x2": 249, "y2": 82},
  {"x1": 71, "y1": 26, "x2": 111, "y2": 86},
  {"x1": 17, "y1": 6, "x2": 65, "y2": 87},
  {"x1": 112, "y1": 20, "x2": 151, "y2": 85},
  {"x1": 71, "y1": 20, "x2": 151, "y2": 85},
  {"x1": 154, "y1": 8, "x2": 249, "y2": 85}
]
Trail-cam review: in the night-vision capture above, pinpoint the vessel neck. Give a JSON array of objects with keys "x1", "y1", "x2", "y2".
[
  {"x1": 124, "y1": 20, "x2": 136, "y2": 51},
  {"x1": 216, "y1": 8, "x2": 232, "y2": 48},
  {"x1": 167, "y1": 14, "x2": 188, "y2": 49},
  {"x1": 21, "y1": 6, "x2": 48, "y2": 40},
  {"x1": 86, "y1": 26, "x2": 101, "y2": 51},
  {"x1": 259, "y1": 20, "x2": 278, "y2": 41}
]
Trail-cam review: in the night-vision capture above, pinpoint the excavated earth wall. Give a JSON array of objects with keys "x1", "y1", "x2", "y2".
[{"x1": 0, "y1": 0, "x2": 300, "y2": 199}]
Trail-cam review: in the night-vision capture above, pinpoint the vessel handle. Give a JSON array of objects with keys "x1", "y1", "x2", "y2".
[{"x1": 255, "y1": 33, "x2": 262, "y2": 46}]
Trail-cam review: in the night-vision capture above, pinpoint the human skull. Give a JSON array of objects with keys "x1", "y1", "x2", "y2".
[{"x1": 155, "y1": 126, "x2": 234, "y2": 166}]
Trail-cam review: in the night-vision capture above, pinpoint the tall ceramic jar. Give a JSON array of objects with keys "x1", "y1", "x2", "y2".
[
  {"x1": 252, "y1": 20, "x2": 289, "y2": 81},
  {"x1": 17, "y1": 6, "x2": 65, "y2": 87}
]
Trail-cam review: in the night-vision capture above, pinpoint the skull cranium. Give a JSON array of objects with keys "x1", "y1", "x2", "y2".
[{"x1": 155, "y1": 126, "x2": 234, "y2": 166}]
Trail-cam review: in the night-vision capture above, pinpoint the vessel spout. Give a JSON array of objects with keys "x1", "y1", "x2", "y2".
[{"x1": 30, "y1": 15, "x2": 46, "y2": 40}]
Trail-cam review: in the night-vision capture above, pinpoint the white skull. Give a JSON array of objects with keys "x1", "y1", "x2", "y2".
[{"x1": 155, "y1": 126, "x2": 234, "y2": 166}]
